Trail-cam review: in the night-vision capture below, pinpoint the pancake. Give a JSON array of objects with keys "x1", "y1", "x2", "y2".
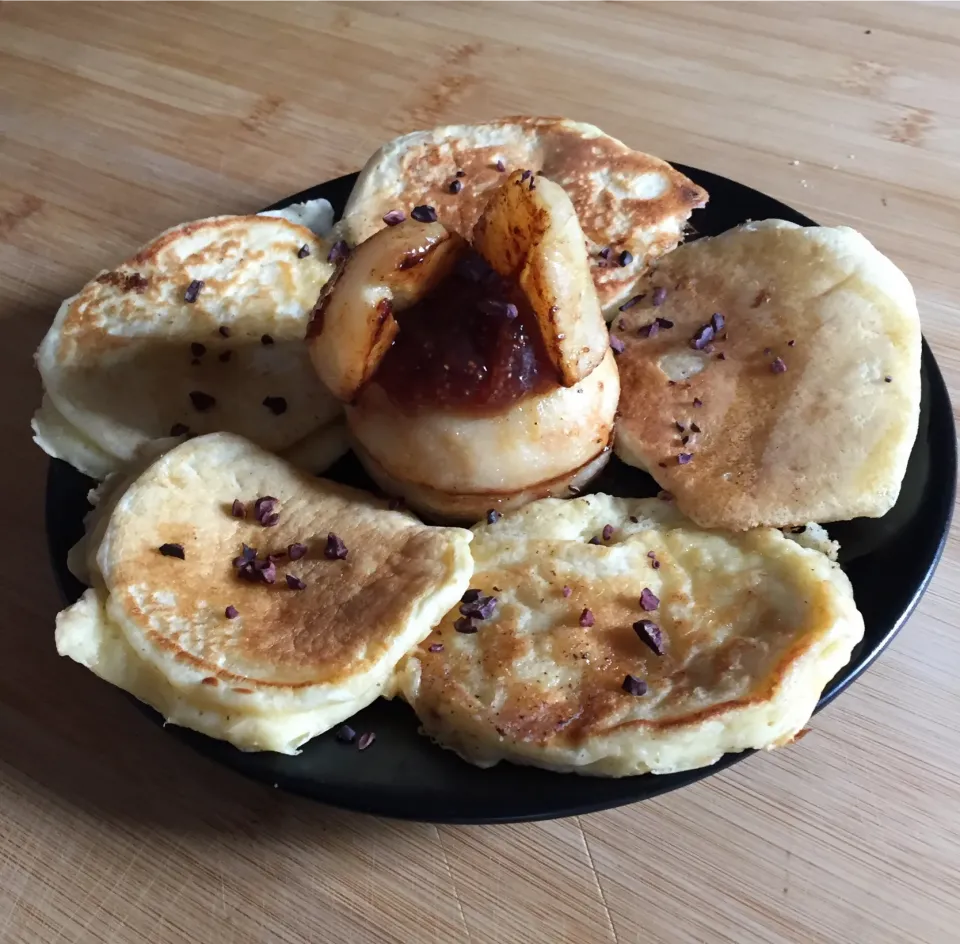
[
  {"x1": 311, "y1": 174, "x2": 619, "y2": 522},
  {"x1": 339, "y1": 117, "x2": 707, "y2": 315},
  {"x1": 611, "y1": 220, "x2": 921, "y2": 531},
  {"x1": 55, "y1": 433, "x2": 473, "y2": 753},
  {"x1": 397, "y1": 493, "x2": 864, "y2": 776},
  {"x1": 34, "y1": 204, "x2": 346, "y2": 479}
]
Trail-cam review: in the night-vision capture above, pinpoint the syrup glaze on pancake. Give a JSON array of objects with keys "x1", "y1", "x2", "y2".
[
  {"x1": 612, "y1": 220, "x2": 921, "y2": 531},
  {"x1": 314, "y1": 174, "x2": 619, "y2": 521},
  {"x1": 397, "y1": 494, "x2": 864, "y2": 776},
  {"x1": 340, "y1": 117, "x2": 707, "y2": 315}
]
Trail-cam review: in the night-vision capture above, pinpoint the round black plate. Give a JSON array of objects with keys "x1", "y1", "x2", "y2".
[{"x1": 46, "y1": 166, "x2": 956, "y2": 824}]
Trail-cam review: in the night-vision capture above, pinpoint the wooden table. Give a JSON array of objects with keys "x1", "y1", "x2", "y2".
[{"x1": 2, "y1": 3, "x2": 958, "y2": 941}]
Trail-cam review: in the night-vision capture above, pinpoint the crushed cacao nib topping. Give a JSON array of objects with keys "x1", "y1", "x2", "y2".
[
  {"x1": 638, "y1": 321, "x2": 659, "y2": 339},
  {"x1": 231, "y1": 499, "x2": 246, "y2": 518},
  {"x1": 461, "y1": 589, "x2": 481, "y2": 604},
  {"x1": 588, "y1": 537, "x2": 602, "y2": 545},
  {"x1": 428, "y1": 643, "x2": 444, "y2": 652},
  {"x1": 634, "y1": 619, "x2": 664, "y2": 654},
  {"x1": 598, "y1": 246, "x2": 611, "y2": 260},
  {"x1": 562, "y1": 586, "x2": 572, "y2": 597},
  {"x1": 189, "y1": 391, "x2": 216, "y2": 412},
  {"x1": 411, "y1": 205, "x2": 438, "y2": 223},
  {"x1": 184, "y1": 279, "x2": 204, "y2": 303},
  {"x1": 324, "y1": 532, "x2": 348, "y2": 560},
  {"x1": 256, "y1": 560, "x2": 277, "y2": 584},
  {"x1": 159, "y1": 543, "x2": 185, "y2": 559},
  {"x1": 285, "y1": 574, "x2": 306, "y2": 591},
  {"x1": 357, "y1": 732, "x2": 376, "y2": 751},
  {"x1": 787, "y1": 339, "x2": 796, "y2": 347},
  {"x1": 652, "y1": 286, "x2": 668, "y2": 307},
  {"x1": 261, "y1": 334, "x2": 274, "y2": 345},
  {"x1": 218, "y1": 326, "x2": 230, "y2": 337},
  {"x1": 610, "y1": 333, "x2": 626, "y2": 354},
  {"x1": 225, "y1": 605, "x2": 239, "y2": 619},
  {"x1": 486, "y1": 509, "x2": 501, "y2": 524},
  {"x1": 327, "y1": 240, "x2": 349, "y2": 264},
  {"x1": 619, "y1": 294, "x2": 644, "y2": 311},
  {"x1": 336, "y1": 724, "x2": 356, "y2": 744},
  {"x1": 618, "y1": 250, "x2": 634, "y2": 267},
  {"x1": 771, "y1": 357, "x2": 788, "y2": 374},
  {"x1": 678, "y1": 453, "x2": 693, "y2": 464},
  {"x1": 297, "y1": 244, "x2": 311, "y2": 259},
  {"x1": 449, "y1": 179, "x2": 463, "y2": 194},
  {"x1": 602, "y1": 524, "x2": 614, "y2": 541},
  {"x1": 454, "y1": 616, "x2": 478, "y2": 634},
  {"x1": 690, "y1": 422, "x2": 701, "y2": 433},
  {"x1": 657, "y1": 317, "x2": 674, "y2": 329},
  {"x1": 579, "y1": 608, "x2": 595, "y2": 628},
  {"x1": 495, "y1": 159, "x2": 506, "y2": 172},
  {"x1": 622, "y1": 674, "x2": 648, "y2": 696},
  {"x1": 288, "y1": 543, "x2": 307, "y2": 561},
  {"x1": 639, "y1": 588, "x2": 660, "y2": 611},
  {"x1": 711, "y1": 312, "x2": 725, "y2": 333},
  {"x1": 253, "y1": 497, "x2": 278, "y2": 525},
  {"x1": 520, "y1": 169, "x2": 533, "y2": 181},
  {"x1": 459, "y1": 594, "x2": 497, "y2": 620},
  {"x1": 693, "y1": 397, "x2": 703, "y2": 407},
  {"x1": 456, "y1": 169, "x2": 466, "y2": 178},
  {"x1": 382, "y1": 209, "x2": 405, "y2": 226},
  {"x1": 690, "y1": 324, "x2": 714, "y2": 350}
]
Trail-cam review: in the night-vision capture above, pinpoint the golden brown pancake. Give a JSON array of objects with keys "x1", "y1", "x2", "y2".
[
  {"x1": 397, "y1": 494, "x2": 864, "y2": 776},
  {"x1": 33, "y1": 208, "x2": 343, "y2": 478},
  {"x1": 310, "y1": 174, "x2": 619, "y2": 522},
  {"x1": 55, "y1": 433, "x2": 473, "y2": 753},
  {"x1": 612, "y1": 220, "x2": 921, "y2": 530},
  {"x1": 339, "y1": 117, "x2": 707, "y2": 315}
]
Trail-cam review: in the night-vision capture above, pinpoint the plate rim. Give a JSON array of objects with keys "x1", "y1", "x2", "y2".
[{"x1": 43, "y1": 165, "x2": 958, "y2": 823}]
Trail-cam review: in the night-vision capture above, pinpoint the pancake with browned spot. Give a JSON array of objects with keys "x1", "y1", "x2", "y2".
[
  {"x1": 396, "y1": 494, "x2": 863, "y2": 776},
  {"x1": 612, "y1": 220, "x2": 921, "y2": 530},
  {"x1": 33, "y1": 205, "x2": 345, "y2": 479},
  {"x1": 55, "y1": 433, "x2": 473, "y2": 754},
  {"x1": 339, "y1": 117, "x2": 707, "y2": 316}
]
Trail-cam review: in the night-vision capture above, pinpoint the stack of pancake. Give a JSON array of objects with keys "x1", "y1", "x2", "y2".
[{"x1": 37, "y1": 117, "x2": 921, "y2": 776}]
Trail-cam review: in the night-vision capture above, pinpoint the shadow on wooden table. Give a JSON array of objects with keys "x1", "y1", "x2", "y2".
[{"x1": 1, "y1": 298, "x2": 384, "y2": 843}]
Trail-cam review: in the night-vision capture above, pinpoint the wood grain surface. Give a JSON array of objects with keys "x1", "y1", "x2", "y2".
[{"x1": 2, "y1": 3, "x2": 958, "y2": 942}]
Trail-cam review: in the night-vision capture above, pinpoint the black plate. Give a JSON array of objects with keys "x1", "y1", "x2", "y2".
[{"x1": 46, "y1": 166, "x2": 956, "y2": 824}]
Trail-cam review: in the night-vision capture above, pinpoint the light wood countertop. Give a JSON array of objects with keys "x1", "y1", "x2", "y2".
[{"x1": 2, "y1": 3, "x2": 958, "y2": 942}]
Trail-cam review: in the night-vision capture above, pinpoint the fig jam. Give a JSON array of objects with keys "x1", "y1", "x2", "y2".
[{"x1": 373, "y1": 250, "x2": 556, "y2": 413}]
